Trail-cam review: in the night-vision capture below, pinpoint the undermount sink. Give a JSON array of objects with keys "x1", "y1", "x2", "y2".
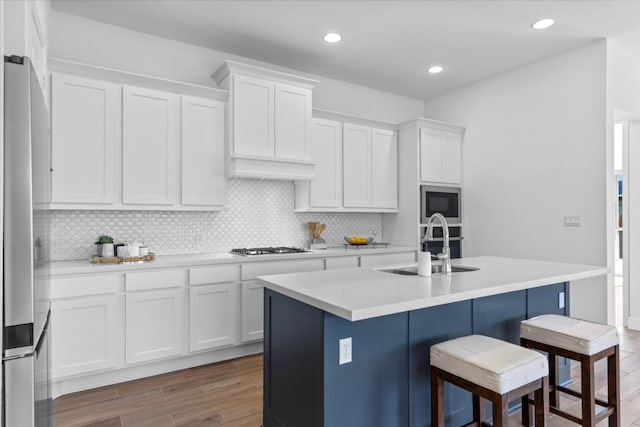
[{"x1": 381, "y1": 265, "x2": 480, "y2": 276}]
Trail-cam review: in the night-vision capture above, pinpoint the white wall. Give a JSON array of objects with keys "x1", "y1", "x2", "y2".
[
  {"x1": 49, "y1": 11, "x2": 424, "y2": 123},
  {"x1": 424, "y1": 41, "x2": 609, "y2": 323}
]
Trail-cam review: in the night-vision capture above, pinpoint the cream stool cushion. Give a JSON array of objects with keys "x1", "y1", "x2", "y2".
[
  {"x1": 521, "y1": 314, "x2": 619, "y2": 356},
  {"x1": 430, "y1": 335, "x2": 548, "y2": 394}
]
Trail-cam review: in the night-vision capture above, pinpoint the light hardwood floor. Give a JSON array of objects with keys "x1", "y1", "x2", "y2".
[{"x1": 54, "y1": 326, "x2": 640, "y2": 427}]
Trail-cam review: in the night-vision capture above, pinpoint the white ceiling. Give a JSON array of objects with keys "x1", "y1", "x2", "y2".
[{"x1": 51, "y1": 0, "x2": 640, "y2": 100}]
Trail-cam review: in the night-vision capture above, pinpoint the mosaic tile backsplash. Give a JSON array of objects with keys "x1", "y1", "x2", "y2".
[{"x1": 50, "y1": 178, "x2": 383, "y2": 261}]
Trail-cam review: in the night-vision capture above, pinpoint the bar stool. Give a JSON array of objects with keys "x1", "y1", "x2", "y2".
[
  {"x1": 430, "y1": 335, "x2": 549, "y2": 427},
  {"x1": 520, "y1": 314, "x2": 620, "y2": 426}
]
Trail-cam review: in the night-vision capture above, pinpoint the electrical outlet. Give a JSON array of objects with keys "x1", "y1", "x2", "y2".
[
  {"x1": 559, "y1": 291, "x2": 565, "y2": 309},
  {"x1": 339, "y1": 337, "x2": 352, "y2": 365}
]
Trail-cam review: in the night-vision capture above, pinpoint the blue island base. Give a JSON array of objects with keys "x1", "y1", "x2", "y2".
[{"x1": 263, "y1": 283, "x2": 569, "y2": 427}]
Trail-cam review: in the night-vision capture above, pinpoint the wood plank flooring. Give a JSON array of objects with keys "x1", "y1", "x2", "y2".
[{"x1": 54, "y1": 327, "x2": 640, "y2": 427}]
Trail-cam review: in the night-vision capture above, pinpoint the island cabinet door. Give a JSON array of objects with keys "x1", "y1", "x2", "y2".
[
  {"x1": 408, "y1": 300, "x2": 473, "y2": 427},
  {"x1": 263, "y1": 290, "x2": 324, "y2": 427}
]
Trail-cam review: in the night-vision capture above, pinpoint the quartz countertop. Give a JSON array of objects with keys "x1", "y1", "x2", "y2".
[
  {"x1": 47, "y1": 245, "x2": 416, "y2": 276},
  {"x1": 257, "y1": 256, "x2": 608, "y2": 321}
]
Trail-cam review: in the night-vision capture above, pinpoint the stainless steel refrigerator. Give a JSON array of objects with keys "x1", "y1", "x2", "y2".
[{"x1": 3, "y1": 56, "x2": 52, "y2": 426}]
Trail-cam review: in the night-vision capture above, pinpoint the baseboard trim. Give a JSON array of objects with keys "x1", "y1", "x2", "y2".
[
  {"x1": 627, "y1": 316, "x2": 640, "y2": 331},
  {"x1": 52, "y1": 342, "x2": 263, "y2": 399}
]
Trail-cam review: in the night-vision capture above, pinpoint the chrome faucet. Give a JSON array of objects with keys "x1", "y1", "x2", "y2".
[{"x1": 423, "y1": 213, "x2": 451, "y2": 275}]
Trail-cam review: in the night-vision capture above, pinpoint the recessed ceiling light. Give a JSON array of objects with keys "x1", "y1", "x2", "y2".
[
  {"x1": 323, "y1": 32, "x2": 342, "y2": 43},
  {"x1": 427, "y1": 65, "x2": 444, "y2": 74},
  {"x1": 532, "y1": 18, "x2": 555, "y2": 30}
]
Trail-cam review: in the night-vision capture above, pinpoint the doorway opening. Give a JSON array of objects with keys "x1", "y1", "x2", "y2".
[{"x1": 613, "y1": 122, "x2": 626, "y2": 327}]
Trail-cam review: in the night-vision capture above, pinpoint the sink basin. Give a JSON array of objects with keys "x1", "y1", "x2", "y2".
[{"x1": 381, "y1": 265, "x2": 479, "y2": 276}]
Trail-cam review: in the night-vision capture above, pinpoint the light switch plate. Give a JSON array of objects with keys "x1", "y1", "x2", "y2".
[
  {"x1": 563, "y1": 216, "x2": 583, "y2": 227},
  {"x1": 559, "y1": 291, "x2": 565, "y2": 309}
]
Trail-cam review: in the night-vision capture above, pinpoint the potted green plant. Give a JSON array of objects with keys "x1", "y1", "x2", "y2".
[{"x1": 95, "y1": 235, "x2": 114, "y2": 257}]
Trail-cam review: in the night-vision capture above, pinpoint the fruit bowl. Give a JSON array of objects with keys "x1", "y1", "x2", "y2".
[{"x1": 344, "y1": 236, "x2": 373, "y2": 246}]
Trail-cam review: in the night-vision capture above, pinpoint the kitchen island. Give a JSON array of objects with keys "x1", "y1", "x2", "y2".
[{"x1": 258, "y1": 256, "x2": 608, "y2": 427}]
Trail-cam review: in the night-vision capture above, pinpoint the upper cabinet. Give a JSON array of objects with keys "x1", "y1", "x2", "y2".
[
  {"x1": 419, "y1": 124, "x2": 463, "y2": 185},
  {"x1": 122, "y1": 86, "x2": 180, "y2": 205},
  {"x1": 213, "y1": 60, "x2": 318, "y2": 180},
  {"x1": 49, "y1": 62, "x2": 228, "y2": 211},
  {"x1": 51, "y1": 74, "x2": 118, "y2": 204},
  {"x1": 295, "y1": 110, "x2": 398, "y2": 213},
  {"x1": 181, "y1": 96, "x2": 226, "y2": 206},
  {"x1": 5, "y1": 0, "x2": 49, "y2": 99}
]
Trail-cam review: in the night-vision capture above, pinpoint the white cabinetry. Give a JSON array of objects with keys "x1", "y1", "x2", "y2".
[
  {"x1": 189, "y1": 266, "x2": 240, "y2": 352},
  {"x1": 383, "y1": 118, "x2": 465, "y2": 248},
  {"x1": 122, "y1": 86, "x2": 179, "y2": 205},
  {"x1": 48, "y1": 61, "x2": 228, "y2": 211},
  {"x1": 124, "y1": 270, "x2": 186, "y2": 364},
  {"x1": 296, "y1": 111, "x2": 398, "y2": 212},
  {"x1": 181, "y1": 96, "x2": 226, "y2": 206},
  {"x1": 50, "y1": 275, "x2": 123, "y2": 379},
  {"x1": 371, "y1": 128, "x2": 398, "y2": 208},
  {"x1": 213, "y1": 60, "x2": 318, "y2": 180},
  {"x1": 241, "y1": 259, "x2": 324, "y2": 342},
  {"x1": 420, "y1": 127, "x2": 463, "y2": 185},
  {"x1": 51, "y1": 74, "x2": 118, "y2": 204},
  {"x1": 343, "y1": 123, "x2": 397, "y2": 210},
  {"x1": 295, "y1": 118, "x2": 342, "y2": 210}
]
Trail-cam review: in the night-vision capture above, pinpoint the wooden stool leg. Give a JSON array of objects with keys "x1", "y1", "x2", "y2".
[
  {"x1": 581, "y1": 355, "x2": 596, "y2": 427},
  {"x1": 534, "y1": 376, "x2": 549, "y2": 427},
  {"x1": 608, "y1": 346, "x2": 620, "y2": 427},
  {"x1": 431, "y1": 366, "x2": 445, "y2": 427},
  {"x1": 492, "y1": 395, "x2": 509, "y2": 427},
  {"x1": 521, "y1": 393, "x2": 532, "y2": 427},
  {"x1": 548, "y1": 351, "x2": 558, "y2": 409},
  {"x1": 472, "y1": 394, "x2": 484, "y2": 425}
]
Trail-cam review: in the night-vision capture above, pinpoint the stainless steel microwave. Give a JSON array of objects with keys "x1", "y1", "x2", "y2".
[{"x1": 420, "y1": 185, "x2": 461, "y2": 224}]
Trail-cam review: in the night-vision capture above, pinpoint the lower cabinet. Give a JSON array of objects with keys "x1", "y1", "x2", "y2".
[
  {"x1": 241, "y1": 280, "x2": 265, "y2": 342},
  {"x1": 125, "y1": 288, "x2": 183, "y2": 364},
  {"x1": 51, "y1": 295, "x2": 121, "y2": 379},
  {"x1": 189, "y1": 283, "x2": 240, "y2": 352}
]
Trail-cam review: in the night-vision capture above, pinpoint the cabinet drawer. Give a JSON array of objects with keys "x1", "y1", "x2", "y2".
[
  {"x1": 360, "y1": 252, "x2": 416, "y2": 268},
  {"x1": 242, "y1": 259, "x2": 324, "y2": 281},
  {"x1": 325, "y1": 256, "x2": 359, "y2": 270},
  {"x1": 51, "y1": 274, "x2": 122, "y2": 299},
  {"x1": 189, "y1": 265, "x2": 240, "y2": 286},
  {"x1": 125, "y1": 269, "x2": 187, "y2": 291}
]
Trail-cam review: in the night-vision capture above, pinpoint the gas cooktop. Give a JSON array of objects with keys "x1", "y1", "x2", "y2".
[{"x1": 230, "y1": 247, "x2": 309, "y2": 256}]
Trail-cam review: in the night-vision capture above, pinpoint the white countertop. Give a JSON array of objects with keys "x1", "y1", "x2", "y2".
[
  {"x1": 258, "y1": 256, "x2": 608, "y2": 321},
  {"x1": 47, "y1": 245, "x2": 416, "y2": 276}
]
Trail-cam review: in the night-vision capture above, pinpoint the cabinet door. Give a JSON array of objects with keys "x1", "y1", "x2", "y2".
[
  {"x1": 241, "y1": 280, "x2": 264, "y2": 342},
  {"x1": 419, "y1": 128, "x2": 443, "y2": 182},
  {"x1": 309, "y1": 118, "x2": 341, "y2": 208},
  {"x1": 343, "y1": 123, "x2": 372, "y2": 208},
  {"x1": 189, "y1": 283, "x2": 239, "y2": 352},
  {"x1": 51, "y1": 74, "x2": 118, "y2": 204},
  {"x1": 275, "y1": 83, "x2": 312, "y2": 161},
  {"x1": 371, "y1": 128, "x2": 398, "y2": 208},
  {"x1": 181, "y1": 96, "x2": 226, "y2": 206},
  {"x1": 51, "y1": 295, "x2": 121, "y2": 378},
  {"x1": 122, "y1": 86, "x2": 179, "y2": 205},
  {"x1": 232, "y1": 74, "x2": 274, "y2": 158},
  {"x1": 442, "y1": 131, "x2": 462, "y2": 184},
  {"x1": 125, "y1": 288, "x2": 183, "y2": 364}
]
